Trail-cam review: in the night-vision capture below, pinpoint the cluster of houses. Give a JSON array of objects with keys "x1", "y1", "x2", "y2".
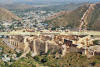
[
  {"x1": 0, "y1": 47, "x2": 10, "y2": 62},
  {"x1": 0, "y1": 9, "x2": 57, "y2": 32}
]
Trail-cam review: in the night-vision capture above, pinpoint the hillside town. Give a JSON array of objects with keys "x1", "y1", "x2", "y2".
[{"x1": 0, "y1": 10, "x2": 58, "y2": 32}]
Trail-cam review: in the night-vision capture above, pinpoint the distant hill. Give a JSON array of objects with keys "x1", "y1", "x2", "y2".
[
  {"x1": 0, "y1": 2, "x2": 85, "y2": 11},
  {"x1": 0, "y1": 0, "x2": 100, "y2": 5},
  {"x1": 0, "y1": 7, "x2": 21, "y2": 22},
  {"x1": 45, "y1": 3, "x2": 100, "y2": 31},
  {"x1": 0, "y1": 4, "x2": 34, "y2": 10}
]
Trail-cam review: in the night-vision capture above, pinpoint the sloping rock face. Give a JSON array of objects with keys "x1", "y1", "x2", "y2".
[
  {"x1": 45, "y1": 3, "x2": 100, "y2": 31},
  {"x1": 0, "y1": 7, "x2": 21, "y2": 22}
]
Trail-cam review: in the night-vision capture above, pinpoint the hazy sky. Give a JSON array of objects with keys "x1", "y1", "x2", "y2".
[{"x1": 0, "y1": 0, "x2": 100, "y2": 4}]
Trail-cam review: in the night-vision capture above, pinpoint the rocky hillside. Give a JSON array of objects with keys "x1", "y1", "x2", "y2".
[
  {"x1": 45, "y1": 3, "x2": 100, "y2": 31},
  {"x1": 0, "y1": 7, "x2": 21, "y2": 22}
]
